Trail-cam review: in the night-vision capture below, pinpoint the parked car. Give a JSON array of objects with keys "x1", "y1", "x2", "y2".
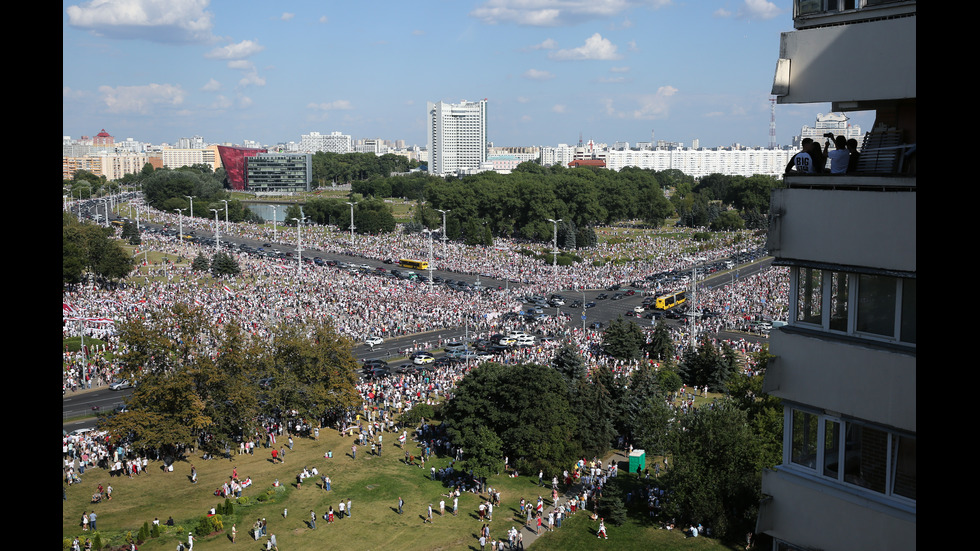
[{"x1": 364, "y1": 336, "x2": 384, "y2": 347}]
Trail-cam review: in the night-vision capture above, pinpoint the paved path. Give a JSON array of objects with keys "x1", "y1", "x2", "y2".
[{"x1": 508, "y1": 449, "x2": 632, "y2": 548}]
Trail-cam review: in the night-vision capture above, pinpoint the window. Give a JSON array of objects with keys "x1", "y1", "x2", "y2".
[
  {"x1": 785, "y1": 408, "x2": 915, "y2": 503},
  {"x1": 856, "y1": 274, "x2": 896, "y2": 337},
  {"x1": 796, "y1": 268, "x2": 822, "y2": 325},
  {"x1": 789, "y1": 267, "x2": 914, "y2": 346},
  {"x1": 791, "y1": 409, "x2": 818, "y2": 468},
  {"x1": 901, "y1": 278, "x2": 916, "y2": 344}
]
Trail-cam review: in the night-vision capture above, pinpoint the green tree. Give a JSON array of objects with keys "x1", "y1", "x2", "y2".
[
  {"x1": 646, "y1": 320, "x2": 675, "y2": 361},
  {"x1": 710, "y1": 209, "x2": 746, "y2": 231},
  {"x1": 602, "y1": 316, "x2": 646, "y2": 361},
  {"x1": 441, "y1": 362, "x2": 580, "y2": 475},
  {"x1": 192, "y1": 253, "x2": 210, "y2": 272},
  {"x1": 663, "y1": 399, "x2": 764, "y2": 540},
  {"x1": 210, "y1": 252, "x2": 241, "y2": 277}
]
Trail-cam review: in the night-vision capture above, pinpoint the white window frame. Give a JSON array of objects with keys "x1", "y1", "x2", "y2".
[
  {"x1": 783, "y1": 406, "x2": 916, "y2": 504},
  {"x1": 788, "y1": 267, "x2": 914, "y2": 346}
]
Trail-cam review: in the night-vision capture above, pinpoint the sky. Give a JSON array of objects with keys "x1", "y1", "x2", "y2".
[{"x1": 63, "y1": 0, "x2": 873, "y2": 149}]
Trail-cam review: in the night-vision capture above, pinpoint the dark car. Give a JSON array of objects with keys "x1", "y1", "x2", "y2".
[
  {"x1": 596, "y1": 293, "x2": 608, "y2": 300},
  {"x1": 585, "y1": 301, "x2": 597, "y2": 309},
  {"x1": 610, "y1": 293, "x2": 624, "y2": 300}
]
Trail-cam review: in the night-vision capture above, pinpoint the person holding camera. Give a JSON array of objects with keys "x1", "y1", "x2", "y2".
[{"x1": 822, "y1": 133, "x2": 850, "y2": 174}]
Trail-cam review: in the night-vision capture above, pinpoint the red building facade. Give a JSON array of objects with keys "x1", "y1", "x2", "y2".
[{"x1": 216, "y1": 146, "x2": 267, "y2": 190}]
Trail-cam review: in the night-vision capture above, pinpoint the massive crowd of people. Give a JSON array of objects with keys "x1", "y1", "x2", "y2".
[{"x1": 64, "y1": 198, "x2": 784, "y2": 544}]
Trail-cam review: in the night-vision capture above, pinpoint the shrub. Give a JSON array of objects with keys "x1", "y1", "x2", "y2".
[
  {"x1": 194, "y1": 514, "x2": 223, "y2": 537},
  {"x1": 401, "y1": 403, "x2": 435, "y2": 425}
]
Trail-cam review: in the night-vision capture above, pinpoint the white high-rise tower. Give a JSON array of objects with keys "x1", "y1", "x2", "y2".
[{"x1": 426, "y1": 99, "x2": 488, "y2": 176}]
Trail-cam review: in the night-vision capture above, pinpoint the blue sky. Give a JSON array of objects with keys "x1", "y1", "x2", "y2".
[{"x1": 63, "y1": 0, "x2": 873, "y2": 149}]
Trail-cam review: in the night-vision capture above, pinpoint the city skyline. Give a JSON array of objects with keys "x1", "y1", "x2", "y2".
[{"x1": 63, "y1": 0, "x2": 873, "y2": 149}]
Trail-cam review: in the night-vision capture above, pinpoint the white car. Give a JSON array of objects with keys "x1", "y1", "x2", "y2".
[
  {"x1": 412, "y1": 353, "x2": 435, "y2": 365},
  {"x1": 633, "y1": 306, "x2": 645, "y2": 313},
  {"x1": 364, "y1": 336, "x2": 384, "y2": 347},
  {"x1": 108, "y1": 380, "x2": 133, "y2": 391}
]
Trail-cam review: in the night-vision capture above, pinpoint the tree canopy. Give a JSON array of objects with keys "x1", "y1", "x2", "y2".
[{"x1": 103, "y1": 306, "x2": 360, "y2": 456}]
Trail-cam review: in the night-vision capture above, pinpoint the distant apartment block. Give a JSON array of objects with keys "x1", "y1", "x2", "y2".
[
  {"x1": 161, "y1": 146, "x2": 220, "y2": 172},
  {"x1": 300, "y1": 131, "x2": 353, "y2": 154},
  {"x1": 796, "y1": 112, "x2": 864, "y2": 149},
  {"x1": 63, "y1": 152, "x2": 150, "y2": 181},
  {"x1": 427, "y1": 99, "x2": 488, "y2": 176},
  {"x1": 538, "y1": 144, "x2": 795, "y2": 178}
]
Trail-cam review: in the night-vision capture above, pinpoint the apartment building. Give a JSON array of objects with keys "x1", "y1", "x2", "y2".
[{"x1": 758, "y1": 2, "x2": 916, "y2": 550}]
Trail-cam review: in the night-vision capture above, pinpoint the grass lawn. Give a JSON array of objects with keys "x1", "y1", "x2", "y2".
[{"x1": 63, "y1": 421, "x2": 736, "y2": 550}]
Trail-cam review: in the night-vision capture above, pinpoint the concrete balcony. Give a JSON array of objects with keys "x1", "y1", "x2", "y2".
[
  {"x1": 763, "y1": 327, "x2": 916, "y2": 432},
  {"x1": 759, "y1": 466, "x2": 916, "y2": 551},
  {"x1": 767, "y1": 179, "x2": 915, "y2": 273}
]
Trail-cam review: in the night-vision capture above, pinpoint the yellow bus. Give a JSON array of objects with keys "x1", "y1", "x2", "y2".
[
  {"x1": 654, "y1": 290, "x2": 687, "y2": 310},
  {"x1": 399, "y1": 258, "x2": 429, "y2": 270}
]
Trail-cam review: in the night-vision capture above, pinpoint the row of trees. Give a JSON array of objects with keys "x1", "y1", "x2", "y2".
[
  {"x1": 63, "y1": 212, "x2": 134, "y2": 287},
  {"x1": 350, "y1": 162, "x2": 779, "y2": 241},
  {"x1": 141, "y1": 165, "x2": 262, "y2": 224},
  {"x1": 102, "y1": 306, "x2": 361, "y2": 458},
  {"x1": 439, "y1": 341, "x2": 780, "y2": 540},
  {"x1": 312, "y1": 152, "x2": 419, "y2": 187}
]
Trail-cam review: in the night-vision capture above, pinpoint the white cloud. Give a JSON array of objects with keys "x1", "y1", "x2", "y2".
[
  {"x1": 308, "y1": 100, "x2": 353, "y2": 111},
  {"x1": 552, "y1": 104, "x2": 566, "y2": 113},
  {"x1": 202, "y1": 78, "x2": 221, "y2": 92},
  {"x1": 516, "y1": 96, "x2": 531, "y2": 103},
  {"x1": 549, "y1": 33, "x2": 621, "y2": 60},
  {"x1": 470, "y1": 0, "x2": 670, "y2": 27},
  {"x1": 740, "y1": 0, "x2": 781, "y2": 20},
  {"x1": 319, "y1": 16, "x2": 329, "y2": 24},
  {"x1": 227, "y1": 60, "x2": 254, "y2": 71},
  {"x1": 98, "y1": 83, "x2": 185, "y2": 114},
  {"x1": 714, "y1": 8, "x2": 732, "y2": 18},
  {"x1": 237, "y1": 71, "x2": 266, "y2": 88},
  {"x1": 523, "y1": 68, "x2": 555, "y2": 80},
  {"x1": 210, "y1": 95, "x2": 232, "y2": 109},
  {"x1": 66, "y1": 0, "x2": 214, "y2": 43},
  {"x1": 205, "y1": 40, "x2": 265, "y2": 60},
  {"x1": 525, "y1": 38, "x2": 558, "y2": 51},
  {"x1": 602, "y1": 85, "x2": 678, "y2": 120},
  {"x1": 610, "y1": 66, "x2": 630, "y2": 73},
  {"x1": 413, "y1": 29, "x2": 426, "y2": 35},
  {"x1": 280, "y1": 12, "x2": 295, "y2": 21}
]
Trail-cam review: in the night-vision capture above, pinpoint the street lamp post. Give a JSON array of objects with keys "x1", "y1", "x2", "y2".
[
  {"x1": 270, "y1": 205, "x2": 278, "y2": 242},
  {"x1": 222, "y1": 200, "x2": 230, "y2": 233},
  {"x1": 422, "y1": 229, "x2": 434, "y2": 293},
  {"x1": 185, "y1": 195, "x2": 195, "y2": 219},
  {"x1": 174, "y1": 208, "x2": 186, "y2": 252},
  {"x1": 345, "y1": 201, "x2": 356, "y2": 249},
  {"x1": 291, "y1": 217, "x2": 304, "y2": 276},
  {"x1": 211, "y1": 209, "x2": 221, "y2": 253},
  {"x1": 436, "y1": 209, "x2": 450, "y2": 254},
  {"x1": 546, "y1": 218, "x2": 562, "y2": 273}
]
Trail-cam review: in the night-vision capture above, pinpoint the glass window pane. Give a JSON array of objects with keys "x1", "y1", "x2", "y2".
[
  {"x1": 796, "y1": 268, "x2": 823, "y2": 325},
  {"x1": 791, "y1": 409, "x2": 818, "y2": 469},
  {"x1": 901, "y1": 278, "x2": 916, "y2": 344},
  {"x1": 856, "y1": 274, "x2": 896, "y2": 337},
  {"x1": 843, "y1": 423, "x2": 887, "y2": 493},
  {"x1": 822, "y1": 419, "x2": 841, "y2": 479},
  {"x1": 829, "y1": 271, "x2": 849, "y2": 332},
  {"x1": 892, "y1": 435, "x2": 916, "y2": 500}
]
